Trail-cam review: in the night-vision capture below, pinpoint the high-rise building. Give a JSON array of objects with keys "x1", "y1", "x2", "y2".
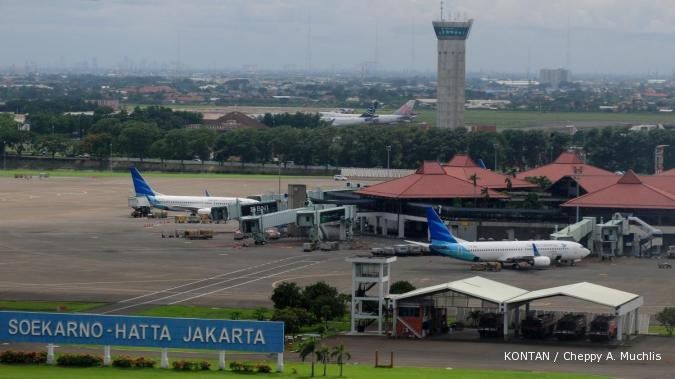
[
  {"x1": 539, "y1": 68, "x2": 570, "y2": 89},
  {"x1": 433, "y1": 19, "x2": 472, "y2": 129}
]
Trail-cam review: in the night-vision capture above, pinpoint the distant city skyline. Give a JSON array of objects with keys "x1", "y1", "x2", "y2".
[{"x1": 1, "y1": 0, "x2": 675, "y2": 76}]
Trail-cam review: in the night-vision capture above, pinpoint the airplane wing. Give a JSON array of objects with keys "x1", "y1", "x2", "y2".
[
  {"x1": 404, "y1": 240, "x2": 430, "y2": 253},
  {"x1": 496, "y1": 244, "x2": 551, "y2": 267}
]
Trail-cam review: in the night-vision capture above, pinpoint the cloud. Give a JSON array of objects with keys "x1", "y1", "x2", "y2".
[{"x1": 0, "y1": 0, "x2": 673, "y2": 74}]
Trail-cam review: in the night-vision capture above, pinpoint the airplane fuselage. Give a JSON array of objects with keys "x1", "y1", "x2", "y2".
[
  {"x1": 430, "y1": 240, "x2": 589, "y2": 264},
  {"x1": 147, "y1": 195, "x2": 257, "y2": 212}
]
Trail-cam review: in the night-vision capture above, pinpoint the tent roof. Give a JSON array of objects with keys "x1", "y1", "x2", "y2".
[
  {"x1": 506, "y1": 282, "x2": 642, "y2": 315},
  {"x1": 388, "y1": 276, "x2": 529, "y2": 304}
]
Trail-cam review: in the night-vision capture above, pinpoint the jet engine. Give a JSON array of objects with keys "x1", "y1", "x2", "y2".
[
  {"x1": 532, "y1": 256, "x2": 551, "y2": 267},
  {"x1": 197, "y1": 208, "x2": 211, "y2": 216}
]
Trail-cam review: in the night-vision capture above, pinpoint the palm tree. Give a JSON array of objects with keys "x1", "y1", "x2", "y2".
[
  {"x1": 316, "y1": 345, "x2": 331, "y2": 376},
  {"x1": 504, "y1": 177, "x2": 513, "y2": 192},
  {"x1": 296, "y1": 338, "x2": 319, "y2": 377},
  {"x1": 469, "y1": 173, "x2": 479, "y2": 207},
  {"x1": 467, "y1": 310, "x2": 482, "y2": 327},
  {"x1": 480, "y1": 187, "x2": 490, "y2": 207},
  {"x1": 331, "y1": 344, "x2": 351, "y2": 377}
]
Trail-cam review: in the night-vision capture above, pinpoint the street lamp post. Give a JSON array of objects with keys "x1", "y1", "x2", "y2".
[
  {"x1": 274, "y1": 157, "x2": 281, "y2": 199},
  {"x1": 386, "y1": 145, "x2": 391, "y2": 177},
  {"x1": 493, "y1": 143, "x2": 499, "y2": 171},
  {"x1": 109, "y1": 142, "x2": 113, "y2": 173}
]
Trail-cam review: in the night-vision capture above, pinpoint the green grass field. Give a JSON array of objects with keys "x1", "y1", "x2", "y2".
[
  {"x1": 414, "y1": 109, "x2": 675, "y2": 129},
  {"x1": 0, "y1": 364, "x2": 608, "y2": 379},
  {"x1": 648, "y1": 325, "x2": 673, "y2": 336},
  {"x1": 0, "y1": 301, "x2": 102, "y2": 313},
  {"x1": 136, "y1": 305, "x2": 349, "y2": 335},
  {"x1": 0, "y1": 169, "x2": 325, "y2": 180},
  {"x1": 152, "y1": 102, "x2": 675, "y2": 130},
  {"x1": 136, "y1": 305, "x2": 268, "y2": 320}
]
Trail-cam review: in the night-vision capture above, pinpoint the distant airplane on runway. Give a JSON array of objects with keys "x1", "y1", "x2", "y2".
[
  {"x1": 407, "y1": 207, "x2": 590, "y2": 269},
  {"x1": 321, "y1": 100, "x2": 416, "y2": 126},
  {"x1": 130, "y1": 167, "x2": 257, "y2": 217}
]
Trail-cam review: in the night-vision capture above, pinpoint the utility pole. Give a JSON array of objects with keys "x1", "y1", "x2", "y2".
[
  {"x1": 386, "y1": 145, "x2": 392, "y2": 177},
  {"x1": 109, "y1": 142, "x2": 113, "y2": 173},
  {"x1": 493, "y1": 143, "x2": 499, "y2": 171}
]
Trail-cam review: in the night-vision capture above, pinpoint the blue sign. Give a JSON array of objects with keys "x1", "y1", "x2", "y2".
[{"x1": 0, "y1": 312, "x2": 284, "y2": 353}]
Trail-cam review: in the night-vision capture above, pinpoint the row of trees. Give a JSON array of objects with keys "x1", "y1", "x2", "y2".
[
  {"x1": 4, "y1": 103, "x2": 674, "y2": 173},
  {"x1": 270, "y1": 281, "x2": 347, "y2": 335},
  {"x1": 212, "y1": 124, "x2": 674, "y2": 173}
]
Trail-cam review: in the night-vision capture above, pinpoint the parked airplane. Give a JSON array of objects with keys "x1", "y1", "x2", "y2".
[
  {"x1": 408, "y1": 207, "x2": 590, "y2": 268},
  {"x1": 368, "y1": 100, "x2": 417, "y2": 124},
  {"x1": 320, "y1": 103, "x2": 377, "y2": 126},
  {"x1": 130, "y1": 167, "x2": 257, "y2": 216}
]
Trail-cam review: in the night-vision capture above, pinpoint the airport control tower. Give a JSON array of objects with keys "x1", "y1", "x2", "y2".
[{"x1": 433, "y1": 18, "x2": 472, "y2": 128}]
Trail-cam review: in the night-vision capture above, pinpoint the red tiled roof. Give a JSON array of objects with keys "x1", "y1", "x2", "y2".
[
  {"x1": 560, "y1": 173, "x2": 675, "y2": 195},
  {"x1": 444, "y1": 154, "x2": 536, "y2": 190},
  {"x1": 447, "y1": 154, "x2": 478, "y2": 167},
  {"x1": 517, "y1": 151, "x2": 614, "y2": 184},
  {"x1": 356, "y1": 161, "x2": 508, "y2": 199},
  {"x1": 562, "y1": 170, "x2": 675, "y2": 210},
  {"x1": 659, "y1": 168, "x2": 675, "y2": 176}
]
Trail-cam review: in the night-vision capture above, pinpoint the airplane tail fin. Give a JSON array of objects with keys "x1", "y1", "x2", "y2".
[
  {"x1": 426, "y1": 207, "x2": 458, "y2": 244},
  {"x1": 394, "y1": 100, "x2": 416, "y2": 116},
  {"x1": 130, "y1": 167, "x2": 157, "y2": 197},
  {"x1": 205, "y1": 189, "x2": 211, "y2": 197},
  {"x1": 361, "y1": 101, "x2": 378, "y2": 117},
  {"x1": 532, "y1": 243, "x2": 540, "y2": 256}
]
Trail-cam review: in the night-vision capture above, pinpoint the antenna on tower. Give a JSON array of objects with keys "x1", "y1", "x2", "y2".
[
  {"x1": 306, "y1": 15, "x2": 312, "y2": 73},
  {"x1": 440, "y1": 0, "x2": 444, "y2": 21},
  {"x1": 411, "y1": 17, "x2": 416, "y2": 74},
  {"x1": 565, "y1": 16, "x2": 571, "y2": 70},
  {"x1": 374, "y1": 17, "x2": 379, "y2": 71}
]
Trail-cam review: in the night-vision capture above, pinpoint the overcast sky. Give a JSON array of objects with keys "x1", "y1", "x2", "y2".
[{"x1": 1, "y1": 0, "x2": 674, "y2": 76}]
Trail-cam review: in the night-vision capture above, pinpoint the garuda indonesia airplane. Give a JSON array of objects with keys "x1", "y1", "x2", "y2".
[
  {"x1": 130, "y1": 167, "x2": 257, "y2": 217},
  {"x1": 408, "y1": 207, "x2": 591, "y2": 269}
]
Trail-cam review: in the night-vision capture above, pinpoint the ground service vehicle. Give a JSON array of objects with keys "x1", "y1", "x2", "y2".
[
  {"x1": 588, "y1": 315, "x2": 618, "y2": 341},
  {"x1": 554, "y1": 313, "x2": 587, "y2": 340},
  {"x1": 521, "y1": 313, "x2": 558, "y2": 339},
  {"x1": 478, "y1": 313, "x2": 503, "y2": 338}
]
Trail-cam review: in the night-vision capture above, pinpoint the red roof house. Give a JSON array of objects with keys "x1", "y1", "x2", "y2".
[
  {"x1": 444, "y1": 154, "x2": 536, "y2": 190},
  {"x1": 562, "y1": 170, "x2": 675, "y2": 210},
  {"x1": 659, "y1": 168, "x2": 675, "y2": 176},
  {"x1": 356, "y1": 161, "x2": 507, "y2": 200},
  {"x1": 517, "y1": 151, "x2": 614, "y2": 184}
]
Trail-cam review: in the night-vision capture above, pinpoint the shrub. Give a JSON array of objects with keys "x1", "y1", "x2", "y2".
[
  {"x1": 133, "y1": 356, "x2": 156, "y2": 368},
  {"x1": 0, "y1": 351, "x2": 47, "y2": 364},
  {"x1": 172, "y1": 360, "x2": 195, "y2": 371},
  {"x1": 256, "y1": 363, "x2": 272, "y2": 373},
  {"x1": 56, "y1": 354, "x2": 102, "y2": 367},
  {"x1": 230, "y1": 361, "x2": 255, "y2": 372},
  {"x1": 112, "y1": 356, "x2": 133, "y2": 368},
  {"x1": 198, "y1": 361, "x2": 211, "y2": 371}
]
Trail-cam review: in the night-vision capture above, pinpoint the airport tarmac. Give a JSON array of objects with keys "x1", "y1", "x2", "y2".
[{"x1": 0, "y1": 174, "x2": 673, "y2": 316}]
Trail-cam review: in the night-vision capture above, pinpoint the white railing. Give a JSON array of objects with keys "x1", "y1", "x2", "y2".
[{"x1": 340, "y1": 167, "x2": 414, "y2": 179}]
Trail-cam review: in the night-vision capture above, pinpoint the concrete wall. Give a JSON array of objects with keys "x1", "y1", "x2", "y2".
[
  {"x1": 436, "y1": 38, "x2": 467, "y2": 129},
  {"x1": 3, "y1": 156, "x2": 337, "y2": 176}
]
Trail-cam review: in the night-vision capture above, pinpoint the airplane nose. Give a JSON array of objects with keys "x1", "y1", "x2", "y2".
[{"x1": 582, "y1": 248, "x2": 591, "y2": 257}]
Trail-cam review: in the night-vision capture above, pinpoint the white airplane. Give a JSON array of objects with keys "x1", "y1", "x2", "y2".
[
  {"x1": 408, "y1": 208, "x2": 591, "y2": 269},
  {"x1": 368, "y1": 100, "x2": 417, "y2": 124},
  {"x1": 320, "y1": 103, "x2": 377, "y2": 126},
  {"x1": 130, "y1": 167, "x2": 257, "y2": 217}
]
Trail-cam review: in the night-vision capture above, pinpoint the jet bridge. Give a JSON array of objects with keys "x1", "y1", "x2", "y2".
[
  {"x1": 239, "y1": 204, "x2": 355, "y2": 244},
  {"x1": 552, "y1": 213, "x2": 663, "y2": 258},
  {"x1": 550, "y1": 217, "x2": 596, "y2": 243}
]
